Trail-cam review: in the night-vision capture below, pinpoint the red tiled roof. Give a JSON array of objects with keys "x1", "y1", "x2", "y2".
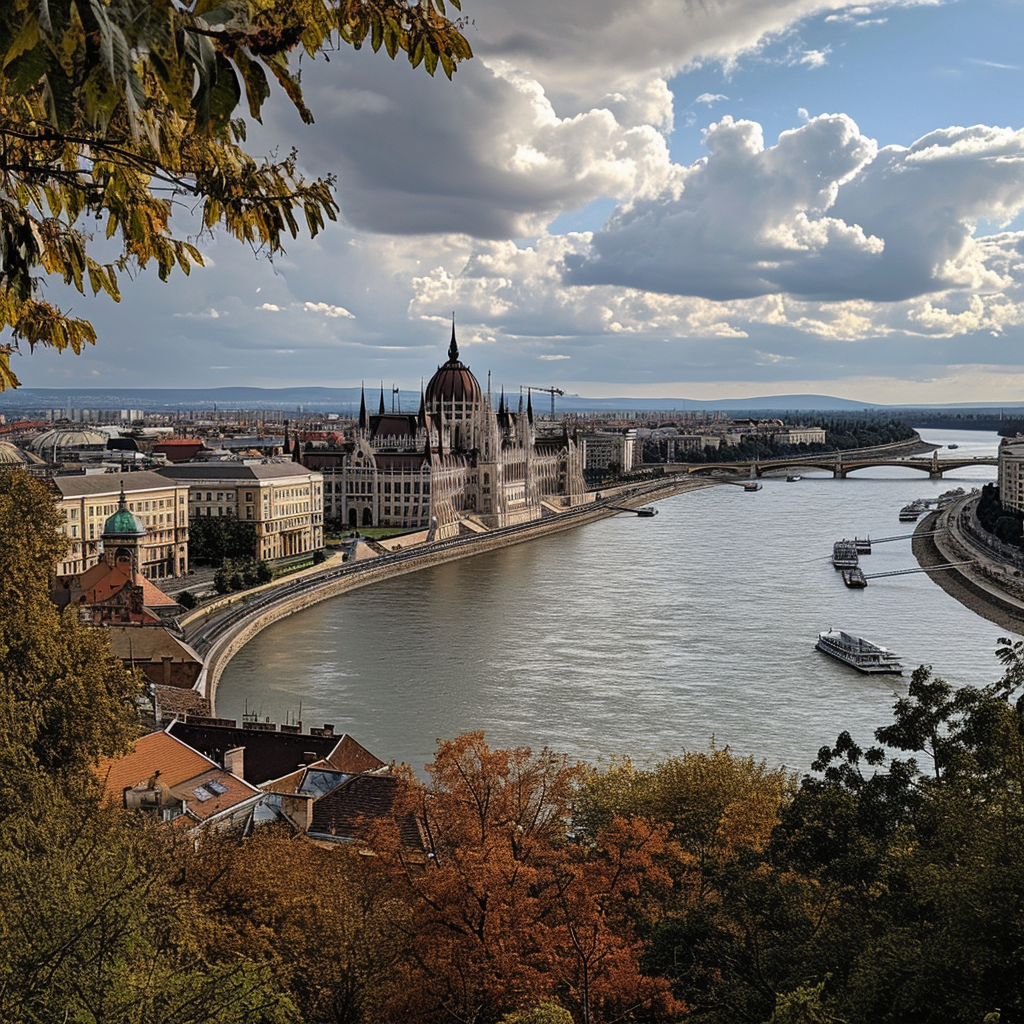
[
  {"x1": 325, "y1": 734, "x2": 387, "y2": 774},
  {"x1": 95, "y1": 731, "x2": 260, "y2": 821}
]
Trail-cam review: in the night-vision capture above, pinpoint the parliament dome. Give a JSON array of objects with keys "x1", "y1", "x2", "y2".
[{"x1": 425, "y1": 326, "x2": 483, "y2": 406}]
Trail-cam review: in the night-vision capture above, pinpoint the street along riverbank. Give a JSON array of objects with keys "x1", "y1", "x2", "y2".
[{"x1": 912, "y1": 501, "x2": 1024, "y2": 635}]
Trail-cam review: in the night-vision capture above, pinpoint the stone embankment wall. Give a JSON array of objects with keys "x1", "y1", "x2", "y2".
[
  {"x1": 197, "y1": 476, "x2": 716, "y2": 710},
  {"x1": 913, "y1": 498, "x2": 1024, "y2": 635}
]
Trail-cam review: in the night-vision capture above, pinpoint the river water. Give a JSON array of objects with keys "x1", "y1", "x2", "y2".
[{"x1": 217, "y1": 428, "x2": 1010, "y2": 775}]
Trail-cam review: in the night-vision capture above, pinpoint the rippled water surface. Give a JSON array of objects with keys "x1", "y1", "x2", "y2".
[{"x1": 218, "y1": 429, "x2": 1010, "y2": 774}]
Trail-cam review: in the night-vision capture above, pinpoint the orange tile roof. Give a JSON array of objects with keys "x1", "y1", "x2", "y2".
[{"x1": 95, "y1": 731, "x2": 260, "y2": 822}]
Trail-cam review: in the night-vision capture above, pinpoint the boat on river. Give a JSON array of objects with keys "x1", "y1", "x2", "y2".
[
  {"x1": 786, "y1": 474, "x2": 802, "y2": 482},
  {"x1": 743, "y1": 481, "x2": 762, "y2": 491},
  {"x1": 832, "y1": 540, "x2": 859, "y2": 569},
  {"x1": 842, "y1": 567, "x2": 868, "y2": 588},
  {"x1": 899, "y1": 501, "x2": 926, "y2": 522},
  {"x1": 816, "y1": 629, "x2": 903, "y2": 673}
]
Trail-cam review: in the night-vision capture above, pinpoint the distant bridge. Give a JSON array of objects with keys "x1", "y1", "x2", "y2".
[{"x1": 662, "y1": 453, "x2": 998, "y2": 479}]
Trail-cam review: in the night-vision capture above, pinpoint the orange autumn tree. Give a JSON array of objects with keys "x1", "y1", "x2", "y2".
[
  {"x1": 374, "y1": 732, "x2": 685, "y2": 1024},
  {"x1": 575, "y1": 747, "x2": 802, "y2": 1022}
]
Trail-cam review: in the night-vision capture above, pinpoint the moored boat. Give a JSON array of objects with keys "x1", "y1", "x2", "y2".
[
  {"x1": 743, "y1": 481, "x2": 762, "y2": 491},
  {"x1": 842, "y1": 567, "x2": 868, "y2": 588},
  {"x1": 816, "y1": 629, "x2": 903, "y2": 674},
  {"x1": 899, "y1": 501, "x2": 925, "y2": 522},
  {"x1": 832, "y1": 540, "x2": 859, "y2": 569}
]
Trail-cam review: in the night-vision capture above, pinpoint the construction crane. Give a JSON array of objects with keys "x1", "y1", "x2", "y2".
[{"x1": 526, "y1": 386, "x2": 565, "y2": 418}]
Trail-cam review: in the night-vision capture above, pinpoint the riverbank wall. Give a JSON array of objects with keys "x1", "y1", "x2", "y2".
[
  {"x1": 195, "y1": 476, "x2": 718, "y2": 712},
  {"x1": 913, "y1": 500, "x2": 1024, "y2": 636}
]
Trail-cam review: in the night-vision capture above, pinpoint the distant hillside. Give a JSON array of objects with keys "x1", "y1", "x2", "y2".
[{"x1": 3, "y1": 386, "x2": 1024, "y2": 418}]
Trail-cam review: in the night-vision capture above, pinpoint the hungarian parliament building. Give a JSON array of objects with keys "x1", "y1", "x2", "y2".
[{"x1": 304, "y1": 328, "x2": 587, "y2": 539}]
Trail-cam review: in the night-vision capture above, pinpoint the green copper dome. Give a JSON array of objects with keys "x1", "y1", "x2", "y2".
[{"x1": 102, "y1": 484, "x2": 147, "y2": 538}]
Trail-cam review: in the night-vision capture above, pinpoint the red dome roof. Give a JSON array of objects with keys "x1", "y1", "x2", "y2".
[{"x1": 425, "y1": 326, "x2": 482, "y2": 406}]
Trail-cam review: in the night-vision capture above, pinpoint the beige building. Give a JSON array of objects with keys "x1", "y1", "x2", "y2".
[
  {"x1": 158, "y1": 463, "x2": 324, "y2": 561},
  {"x1": 999, "y1": 436, "x2": 1024, "y2": 512},
  {"x1": 52, "y1": 471, "x2": 191, "y2": 579},
  {"x1": 770, "y1": 426, "x2": 827, "y2": 446}
]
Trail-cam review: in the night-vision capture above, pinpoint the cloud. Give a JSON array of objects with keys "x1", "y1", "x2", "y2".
[
  {"x1": 798, "y1": 48, "x2": 830, "y2": 68},
  {"x1": 693, "y1": 93, "x2": 729, "y2": 106},
  {"x1": 472, "y1": 0, "x2": 902, "y2": 113},
  {"x1": 172, "y1": 308, "x2": 223, "y2": 319},
  {"x1": 255, "y1": 56, "x2": 677, "y2": 241},
  {"x1": 301, "y1": 301, "x2": 356, "y2": 318},
  {"x1": 564, "y1": 117, "x2": 1024, "y2": 304},
  {"x1": 539, "y1": 354, "x2": 571, "y2": 360},
  {"x1": 258, "y1": 303, "x2": 282, "y2": 312}
]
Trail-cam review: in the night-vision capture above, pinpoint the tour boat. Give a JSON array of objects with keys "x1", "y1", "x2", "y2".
[
  {"x1": 832, "y1": 540, "x2": 859, "y2": 570},
  {"x1": 816, "y1": 629, "x2": 903, "y2": 674}
]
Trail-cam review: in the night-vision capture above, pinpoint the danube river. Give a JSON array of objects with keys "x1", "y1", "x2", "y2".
[{"x1": 217, "y1": 428, "x2": 1010, "y2": 775}]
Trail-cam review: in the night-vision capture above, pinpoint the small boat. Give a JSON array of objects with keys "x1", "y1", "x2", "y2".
[
  {"x1": 842, "y1": 567, "x2": 867, "y2": 588},
  {"x1": 743, "y1": 481, "x2": 762, "y2": 491},
  {"x1": 816, "y1": 629, "x2": 903, "y2": 674},
  {"x1": 899, "y1": 502, "x2": 925, "y2": 522},
  {"x1": 636, "y1": 506, "x2": 658, "y2": 517},
  {"x1": 854, "y1": 537, "x2": 871, "y2": 554},
  {"x1": 786, "y1": 474, "x2": 802, "y2": 482},
  {"x1": 832, "y1": 540, "x2": 859, "y2": 570},
  {"x1": 948, "y1": 444, "x2": 959, "y2": 450}
]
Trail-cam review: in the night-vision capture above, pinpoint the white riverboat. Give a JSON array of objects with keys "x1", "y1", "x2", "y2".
[{"x1": 816, "y1": 629, "x2": 903, "y2": 674}]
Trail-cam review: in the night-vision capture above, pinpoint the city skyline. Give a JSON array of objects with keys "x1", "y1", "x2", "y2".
[{"x1": 13, "y1": 0, "x2": 1024, "y2": 405}]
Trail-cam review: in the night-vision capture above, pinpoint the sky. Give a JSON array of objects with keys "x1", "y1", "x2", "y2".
[{"x1": 12, "y1": 0, "x2": 1024, "y2": 404}]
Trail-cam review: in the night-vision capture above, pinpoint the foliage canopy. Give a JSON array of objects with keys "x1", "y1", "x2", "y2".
[{"x1": 0, "y1": 0, "x2": 472, "y2": 388}]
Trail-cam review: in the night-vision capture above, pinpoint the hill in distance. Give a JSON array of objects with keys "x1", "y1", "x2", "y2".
[{"x1": 2, "y1": 386, "x2": 1023, "y2": 417}]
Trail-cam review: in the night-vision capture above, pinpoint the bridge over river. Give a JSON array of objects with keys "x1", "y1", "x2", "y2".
[{"x1": 668, "y1": 452, "x2": 998, "y2": 479}]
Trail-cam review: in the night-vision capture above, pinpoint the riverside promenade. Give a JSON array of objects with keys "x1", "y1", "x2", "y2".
[
  {"x1": 913, "y1": 495, "x2": 1024, "y2": 635},
  {"x1": 180, "y1": 474, "x2": 719, "y2": 713}
]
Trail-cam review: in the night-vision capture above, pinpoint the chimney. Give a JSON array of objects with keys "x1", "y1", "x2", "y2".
[
  {"x1": 303, "y1": 751, "x2": 318, "y2": 765},
  {"x1": 162, "y1": 655, "x2": 172, "y2": 687},
  {"x1": 224, "y1": 746, "x2": 245, "y2": 780}
]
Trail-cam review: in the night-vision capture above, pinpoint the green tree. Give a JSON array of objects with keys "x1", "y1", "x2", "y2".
[
  {"x1": 765, "y1": 654, "x2": 1024, "y2": 1024},
  {"x1": 0, "y1": 0, "x2": 472, "y2": 388},
  {"x1": 0, "y1": 468, "x2": 141, "y2": 818}
]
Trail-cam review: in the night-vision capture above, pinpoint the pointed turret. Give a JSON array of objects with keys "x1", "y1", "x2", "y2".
[
  {"x1": 378, "y1": 385, "x2": 386, "y2": 417},
  {"x1": 527, "y1": 388, "x2": 534, "y2": 426},
  {"x1": 418, "y1": 384, "x2": 427, "y2": 432},
  {"x1": 358, "y1": 386, "x2": 367, "y2": 432},
  {"x1": 448, "y1": 315, "x2": 459, "y2": 362}
]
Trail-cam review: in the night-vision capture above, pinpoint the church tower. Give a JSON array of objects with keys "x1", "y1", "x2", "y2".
[{"x1": 100, "y1": 483, "x2": 148, "y2": 576}]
